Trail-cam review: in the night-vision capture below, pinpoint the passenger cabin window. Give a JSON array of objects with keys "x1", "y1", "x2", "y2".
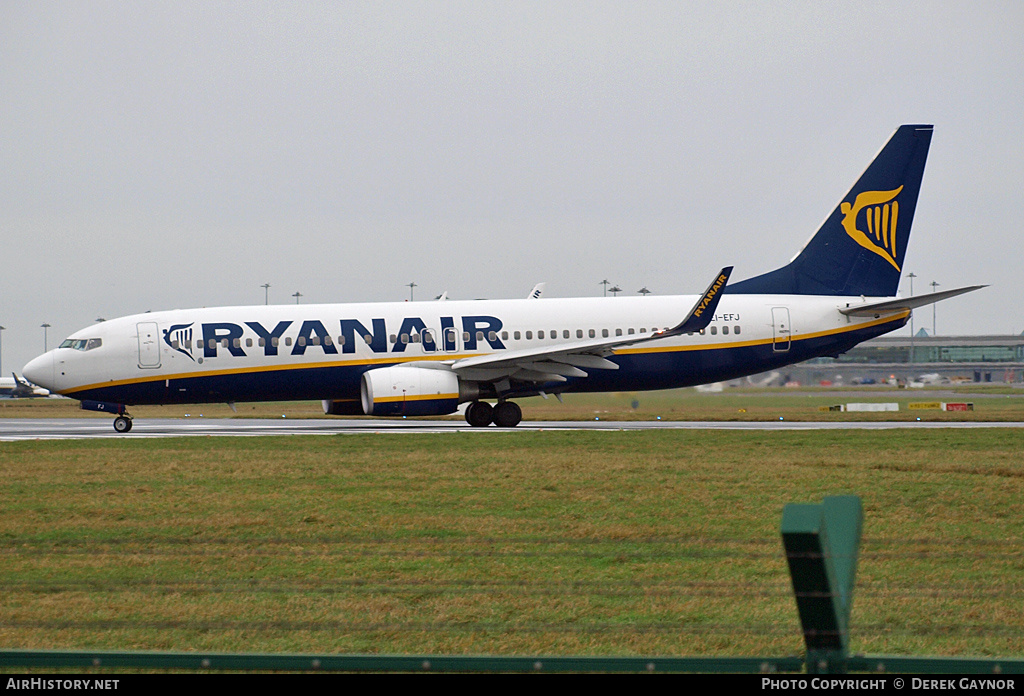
[
  {"x1": 285, "y1": 337, "x2": 293, "y2": 346},
  {"x1": 538, "y1": 330, "x2": 545, "y2": 339},
  {"x1": 563, "y1": 330, "x2": 570, "y2": 339},
  {"x1": 514, "y1": 331, "x2": 521, "y2": 340},
  {"x1": 734, "y1": 326, "x2": 741, "y2": 335},
  {"x1": 722, "y1": 326, "x2": 729, "y2": 335},
  {"x1": 710, "y1": 326, "x2": 717, "y2": 335},
  {"x1": 526, "y1": 331, "x2": 533, "y2": 340},
  {"x1": 576, "y1": 329, "x2": 583, "y2": 338},
  {"x1": 589, "y1": 329, "x2": 596, "y2": 338}
]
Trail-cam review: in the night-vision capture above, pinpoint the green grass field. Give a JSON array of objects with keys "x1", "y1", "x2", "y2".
[
  {"x1": 2, "y1": 428, "x2": 1021, "y2": 659},
  {"x1": 3, "y1": 383, "x2": 1024, "y2": 422}
]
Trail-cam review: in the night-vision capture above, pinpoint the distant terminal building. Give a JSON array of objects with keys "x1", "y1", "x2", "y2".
[{"x1": 787, "y1": 334, "x2": 1024, "y2": 385}]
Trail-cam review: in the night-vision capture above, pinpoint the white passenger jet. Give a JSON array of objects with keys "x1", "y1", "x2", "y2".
[
  {"x1": 0, "y1": 374, "x2": 50, "y2": 399},
  {"x1": 24, "y1": 125, "x2": 982, "y2": 432}
]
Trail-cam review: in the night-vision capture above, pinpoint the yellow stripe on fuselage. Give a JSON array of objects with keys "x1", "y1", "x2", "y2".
[{"x1": 373, "y1": 393, "x2": 459, "y2": 404}]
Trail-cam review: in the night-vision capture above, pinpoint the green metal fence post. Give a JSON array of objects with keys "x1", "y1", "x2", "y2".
[{"x1": 781, "y1": 495, "x2": 863, "y2": 674}]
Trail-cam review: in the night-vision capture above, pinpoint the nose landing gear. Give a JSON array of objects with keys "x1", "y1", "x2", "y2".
[{"x1": 79, "y1": 400, "x2": 134, "y2": 433}]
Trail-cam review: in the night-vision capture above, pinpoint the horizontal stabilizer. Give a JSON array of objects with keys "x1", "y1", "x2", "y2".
[{"x1": 839, "y1": 285, "x2": 986, "y2": 317}]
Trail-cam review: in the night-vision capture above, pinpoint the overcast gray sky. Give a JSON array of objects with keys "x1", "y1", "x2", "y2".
[{"x1": 2, "y1": 1, "x2": 1022, "y2": 373}]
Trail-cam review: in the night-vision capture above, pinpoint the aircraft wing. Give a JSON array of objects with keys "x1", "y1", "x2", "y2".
[
  {"x1": 838, "y1": 285, "x2": 986, "y2": 317},
  {"x1": 449, "y1": 267, "x2": 732, "y2": 383}
]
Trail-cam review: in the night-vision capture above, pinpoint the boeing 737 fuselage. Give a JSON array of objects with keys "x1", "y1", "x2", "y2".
[{"x1": 22, "y1": 125, "x2": 983, "y2": 431}]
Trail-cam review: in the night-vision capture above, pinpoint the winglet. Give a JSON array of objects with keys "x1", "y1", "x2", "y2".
[{"x1": 667, "y1": 266, "x2": 733, "y2": 336}]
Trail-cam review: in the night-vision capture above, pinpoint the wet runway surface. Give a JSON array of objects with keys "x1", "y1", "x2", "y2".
[{"x1": 3, "y1": 417, "x2": 1024, "y2": 440}]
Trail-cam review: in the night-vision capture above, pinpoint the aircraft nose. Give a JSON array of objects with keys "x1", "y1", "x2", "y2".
[{"x1": 22, "y1": 352, "x2": 55, "y2": 391}]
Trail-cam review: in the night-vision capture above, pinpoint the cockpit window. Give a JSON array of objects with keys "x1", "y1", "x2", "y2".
[{"x1": 59, "y1": 338, "x2": 102, "y2": 351}]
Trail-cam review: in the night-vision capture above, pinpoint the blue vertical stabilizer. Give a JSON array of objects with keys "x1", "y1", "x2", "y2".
[{"x1": 727, "y1": 125, "x2": 933, "y2": 297}]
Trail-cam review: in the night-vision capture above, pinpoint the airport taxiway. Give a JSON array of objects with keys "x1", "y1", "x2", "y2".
[{"x1": 2, "y1": 417, "x2": 1024, "y2": 440}]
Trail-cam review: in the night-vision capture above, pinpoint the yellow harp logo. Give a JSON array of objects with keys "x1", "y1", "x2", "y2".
[{"x1": 840, "y1": 186, "x2": 903, "y2": 271}]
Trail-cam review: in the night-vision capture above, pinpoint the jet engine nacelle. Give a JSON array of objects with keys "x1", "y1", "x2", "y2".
[{"x1": 360, "y1": 366, "x2": 466, "y2": 417}]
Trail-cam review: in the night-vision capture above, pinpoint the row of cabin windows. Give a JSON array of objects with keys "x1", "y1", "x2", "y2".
[
  {"x1": 173, "y1": 325, "x2": 744, "y2": 351},
  {"x1": 507, "y1": 328, "x2": 657, "y2": 340},
  {"x1": 503, "y1": 327, "x2": 745, "y2": 341},
  {"x1": 174, "y1": 336, "x2": 363, "y2": 350}
]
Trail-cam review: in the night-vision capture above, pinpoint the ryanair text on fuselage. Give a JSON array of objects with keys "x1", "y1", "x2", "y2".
[{"x1": 165, "y1": 316, "x2": 507, "y2": 361}]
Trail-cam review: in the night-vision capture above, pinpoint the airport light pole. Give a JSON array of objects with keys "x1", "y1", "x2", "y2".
[
  {"x1": 41, "y1": 323, "x2": 51, "y2": 353},
  {"x1": 262, "y1": 283, "x2": 271, "y2": 305},
  {"x1": 0, "y1": 325, "x2": 5, "y2": 374},
  {"x1": 930, "y1": 281, "x2": 940, "y2": 336},
  {"x1": 609, "y1": 285, "x2": 621, "y2": 297},
  {"x1": 292, "y1": 292, "x2": 302, "y2": 305},
  {"x1": 638, "y1": 287, "x2": 651, "y2": 297},
  {"x1": 600, "y1": 279, "x2": 610, "y2": 297},
  {"x1": 407, "y1": 282, "x2": 417, "y2": 302},
  {"x1": 906, "y1": 272, "x2": 916, "y2": 363}
]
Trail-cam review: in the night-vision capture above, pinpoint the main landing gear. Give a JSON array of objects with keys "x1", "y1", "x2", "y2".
[
  {"x1": 113, "y1": 414, "x2": 133, "y2": 433},
  {"x1": 464, "y1": 400, "x2": 522, "y2": 428}
]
